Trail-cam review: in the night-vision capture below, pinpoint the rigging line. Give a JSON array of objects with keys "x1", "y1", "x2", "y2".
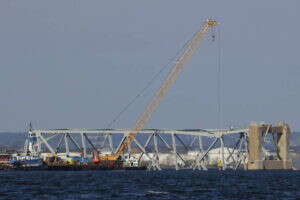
[
  {"x1": 216, "y1": 24, "x2": 222, "y2": 162},
  {"x1": 105, "y1": 29, "x2": 201, "y2": 129},
  {"x1": 105, "y1": 59, "x2": 173, "y2": 129},
  {"x1": 217, "y1": 25, "x2": 222, "y2": 131},
  {"x1": 97, "y1": 26, "x2": 205, "y2": 150}
]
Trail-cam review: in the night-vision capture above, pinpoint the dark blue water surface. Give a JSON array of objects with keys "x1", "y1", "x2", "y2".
[{"x1": 0, "y1": 170, "x2": 299, "y2": 200}]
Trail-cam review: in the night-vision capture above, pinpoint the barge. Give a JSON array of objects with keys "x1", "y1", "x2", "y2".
[{"x1": 5, "y1": 153, "x2": 146, "y2": 171}]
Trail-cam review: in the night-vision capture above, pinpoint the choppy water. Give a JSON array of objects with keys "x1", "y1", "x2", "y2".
[{"x1": 0, "y1": 170, "x2": 299, "y2": 199}]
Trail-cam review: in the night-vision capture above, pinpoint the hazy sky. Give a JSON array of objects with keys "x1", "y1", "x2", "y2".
[{"x1": 0, "y1": 0, "x2": 299, "y2": 131}]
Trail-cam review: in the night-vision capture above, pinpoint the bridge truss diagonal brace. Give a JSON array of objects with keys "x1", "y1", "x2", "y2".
[
  {"x1": 197, "y1": 135, "x2": 207, "y2": 170},
  {"x1": 56, "y1": 134, "x2": 64, "y2": 154},
  {"x1": 234, "y1": 134, "x2": 248, "y2": 170},
  {"x1": 133, "y1": 137, "x2": 161, "y2": 171},
  {"x1": 84, "y1": 133, "x2": 97, "y2": 152},
  {"x1": 193, "y1": 137, "x2": 219, "y2": 170},
  {"x1": 39, "y1": 133, "x2": 55, "y2": 154},
  {"x1": 137, "y1": 133, "x2": 153, "y2": 163},
  {"x1": 67, "y1": 133, "x2": 82, "y2": 152},
  {"x1": 171, "y1": 133, "x2": 187, "y2": 170},
  {"x1": 37, "y1": 133, "x2": 60, "y2": 153}
]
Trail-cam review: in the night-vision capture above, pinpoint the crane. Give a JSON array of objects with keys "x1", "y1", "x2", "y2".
[{"x1": 94, "y1": 19, "x2": 219, "y2": 163}]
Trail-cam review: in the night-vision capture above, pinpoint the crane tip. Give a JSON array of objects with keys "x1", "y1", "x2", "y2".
[{"x1": 207, "y1": 19, "x2": 219, "y2": 26}]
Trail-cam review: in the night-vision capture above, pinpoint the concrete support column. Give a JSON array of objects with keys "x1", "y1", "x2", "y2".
[
  {"x1": 277, "y1": 122, "x2": 292, "y2": 169},
  {"x1": 244, "y1": 134, "x2": 249, "y2": 170},
  {"x1": 248, "y1": 122, "x2": 263, "y2": 170}
]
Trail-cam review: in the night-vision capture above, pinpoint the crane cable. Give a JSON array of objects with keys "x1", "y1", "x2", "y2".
[
  {"x1": 217, "y1": 25, "x2": 222, "y2": 131},
  {"x1": 104, "y1": 28, "x2": 202, "y2": 129},
  {"x1": 115, "y1": 20, "x2": 219, "y2": 158},
  {"x1": 96, "y1": 30, "x2": 202, "y2": 149}
]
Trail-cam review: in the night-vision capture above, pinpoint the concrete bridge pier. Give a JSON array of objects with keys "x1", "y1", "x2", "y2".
[{"x1": 248, "y1": 122, "x2": 292, "y2": 170}]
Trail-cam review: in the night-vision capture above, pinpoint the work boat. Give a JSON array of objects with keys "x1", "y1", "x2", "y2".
[{"x1": 10, "y1": 155, "x2": 43, "y2": 168}]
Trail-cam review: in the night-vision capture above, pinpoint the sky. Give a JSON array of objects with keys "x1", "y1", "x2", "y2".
[{"x1": 0, "y1": 0, "x2": 299, "y2": 132}]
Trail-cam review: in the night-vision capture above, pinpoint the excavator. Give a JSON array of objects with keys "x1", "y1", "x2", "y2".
[{"x1": 93, "y1": 19, "x2": 219, "y2": 166}]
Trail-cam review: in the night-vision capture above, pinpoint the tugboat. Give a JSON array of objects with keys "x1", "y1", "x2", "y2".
[
  {"x1": 10, "y1": 154, "x2": 44, "y2": 169},
  {"x1": 10, "y1": 123, "x2": 44, "y2": 169}
]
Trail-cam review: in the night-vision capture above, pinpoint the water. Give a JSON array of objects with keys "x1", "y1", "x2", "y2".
[{"x1": 0, "y1": 170, "x2": 299, "y2": 199}]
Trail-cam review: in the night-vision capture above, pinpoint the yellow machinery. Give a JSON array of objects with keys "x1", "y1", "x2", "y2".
[{"x1": 95, "y1": 19, "x2": 219, "y2": 162}]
